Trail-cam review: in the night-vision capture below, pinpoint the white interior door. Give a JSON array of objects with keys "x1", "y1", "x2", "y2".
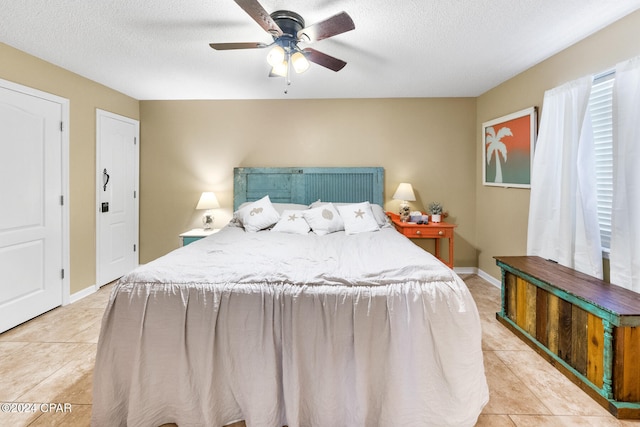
[
  {"x1": 0, "y1": 82, "x2": 68, "y2": 333},
  {"x1": 96, "y1": 110, "x2": 139, "y2": 286}
]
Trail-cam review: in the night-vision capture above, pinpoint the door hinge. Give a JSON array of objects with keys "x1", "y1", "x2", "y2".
[
  {"x1": 61, "y1": 269, "x2": 65, "y2": 279},
  {"x1": 60, "y1": 195, "x2": 64, "y2": 206},
  {"x1": 133, "y1": 244, "x2": 137, "y2": 252},
  {"x1": 133, "y1": 190, "x2": 137, "y2": 199},
  {"x1": 134, "y1": 137, "x2": 137, "y2": 145},
  {"x1": 60, "y1": 121, "x2": 63, "y2": 132}
]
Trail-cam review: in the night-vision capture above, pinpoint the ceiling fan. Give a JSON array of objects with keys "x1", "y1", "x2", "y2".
[{"x1": 209, "y1": 0, "x2": 355, "y2": 89}]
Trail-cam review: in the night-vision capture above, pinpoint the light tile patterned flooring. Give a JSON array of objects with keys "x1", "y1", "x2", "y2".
[{"x1": 1, "y1": 275, "x2": 639, "y2": 426}]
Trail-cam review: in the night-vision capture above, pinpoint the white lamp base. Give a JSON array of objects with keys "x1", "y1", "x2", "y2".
[
  {"x1": 399, "y1": 201, "x2": 410, "y2": 222},
  {"x1": 202, "y1": 210, "x2": 214, "y2": 230}
]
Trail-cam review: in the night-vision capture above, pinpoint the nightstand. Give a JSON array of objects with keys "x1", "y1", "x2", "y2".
[
  {"x1": 387, "y1": 212, "x2": 457, "y2": 268},
  {"x1": 179, "y1": 228, "x2": 220, "y2": 246}
]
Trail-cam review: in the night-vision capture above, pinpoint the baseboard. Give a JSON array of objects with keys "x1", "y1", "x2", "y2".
[
  {"x1": 453, "y1": 266, "x2": 476, "y2": 275},
  {"x1": 69, "y1": 284, "x2": 98, "y2": 304},
  {"x1": 477, "y1": 268, "x2": 501, "y2": 288},
  {"x1": 68, "y1": 266, "x2": 143, "y2": 306},
  {"x1": 454, "y1": 266, "x2": 501, "y2": 289}
]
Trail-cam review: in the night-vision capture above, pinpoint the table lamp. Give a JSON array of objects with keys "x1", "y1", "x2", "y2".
[
  {"x1": 392, "y1": 183, "x2": 416, "y2": 222},
  {"x1": 196, "y1": 192, "x2": 220, "y2": 230}
]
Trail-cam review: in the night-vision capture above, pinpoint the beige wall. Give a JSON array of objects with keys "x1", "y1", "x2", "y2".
[
  {"x1": 475, "y1": 10, "x2": 640, "y2": 280},
  {"x1": 0, "y1": 43, "x2": 139, "y2": 294},
  {"x1": 3, "y1": 7, "x2": 639, "y2": 295},
  {"x1": 139, "y1": 98, "x2": 478, "y2": 264}
]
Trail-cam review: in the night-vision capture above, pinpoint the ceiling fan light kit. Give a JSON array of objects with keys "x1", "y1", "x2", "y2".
[{"x1": 210, "y1": 0, "x2": 355, "y2": 93}]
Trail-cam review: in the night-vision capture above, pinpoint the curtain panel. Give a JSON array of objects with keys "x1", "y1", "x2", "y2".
[
  {"x1": 610, "y1": 56, "x2": 640, "y2": 292},
  {"x1": 527, "y1": 76, "x2": 603, "y2": 279}
]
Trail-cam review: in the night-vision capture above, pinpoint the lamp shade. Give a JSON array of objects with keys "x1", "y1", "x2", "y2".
[
  {"x1": 196, "y1": 192, "x2": 220, "y2": 210},
  {"x1": 266, "y1": 45, "x2": 285, "y2": 67},
  {"x1": 392, "y1": 183, "x2": 416, "y2": 201},
  {"x1": 271, "y1": 60, "x2": 289, "y2": 77},
  {"x1": 291, "y1": 51, "x2": 310, "y2": 73}
]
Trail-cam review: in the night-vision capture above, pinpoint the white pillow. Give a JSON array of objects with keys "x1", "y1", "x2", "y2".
[
  {"x1": 238, "y1": 195, "x2": 280, "y2": 232},
  {"x1": 271, "y1": 210, "x2": 311, "y2": 234},
  {"x1": 302, "y1": 203, "x2": 344, "y2": 236},
  {"x1": 337, "y1": 202, "x2": 380, "y2": 235},
  {"x1": 233, "y1": 201, "x2": 308, "y2": 221},
  {"x1": 309, "y1": 200, "x2": 389, "y2": 227},
  {"x1": 228, "y1": 202, "x2": 309, "y2": 228},
  {"x1": 271, "y1": 203, "x2": 309, "y2": 215},
  {"x1": 369, "y1": 204, "x2": 389, "y2": 227}
]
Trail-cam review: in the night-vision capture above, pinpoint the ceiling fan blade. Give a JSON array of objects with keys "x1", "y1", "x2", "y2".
[
  {"x1": 298, "y1": 12, "x2": 355, "y2": 43},
  {"x1": 302, "y1": 48, "x2": 347, "y2": 72},
  {"x1": 234, "y1": 0, "x2": 283, "y2": 37},
  {"x1": 209, "y1": 42, "x2": 268, "y2": 50}
]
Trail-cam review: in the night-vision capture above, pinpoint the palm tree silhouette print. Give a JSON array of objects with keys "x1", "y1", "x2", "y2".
[{"x1": 485, "y1": 126, "x2": 512, "y2": 183}]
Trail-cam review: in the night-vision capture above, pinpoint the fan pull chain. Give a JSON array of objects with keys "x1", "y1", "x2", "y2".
[{"x1": 284, "y1": 51, "x2": 292, "y2": 94}]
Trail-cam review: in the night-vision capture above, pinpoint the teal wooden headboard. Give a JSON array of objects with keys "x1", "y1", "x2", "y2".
[{"x1": 233, "y1": 167, "x2": 384, "y2": 210}]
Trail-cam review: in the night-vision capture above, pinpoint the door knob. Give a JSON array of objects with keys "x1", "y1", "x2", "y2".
[{"x1": 103, "y1": 168, "x2": 110, "y2": 191}]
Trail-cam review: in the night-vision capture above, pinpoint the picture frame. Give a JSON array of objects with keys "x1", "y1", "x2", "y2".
[{"x1": 482, "y1": 106, "x2": 537, "y2": 188}]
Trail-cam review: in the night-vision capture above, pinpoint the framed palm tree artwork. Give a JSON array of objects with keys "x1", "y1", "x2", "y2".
[{"x1": 482, "y1": 107, "x2": 537, "y2": 188}]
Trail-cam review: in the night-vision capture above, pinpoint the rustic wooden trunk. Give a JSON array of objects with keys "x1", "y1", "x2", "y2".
[{"x1": 495, "y1": 256, "x2": 640, "y2": 419}]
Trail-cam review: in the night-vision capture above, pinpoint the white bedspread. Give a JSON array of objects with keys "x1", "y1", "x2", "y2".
[{"x1": 92, "y1": 226, "x2": 488, "y2": 427}]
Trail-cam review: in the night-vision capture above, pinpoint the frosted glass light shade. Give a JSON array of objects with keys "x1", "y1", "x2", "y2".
[
  {"x1": 196, "y1": 192, "x2": 220, "y2": 210},
  {"x1": 392, "y1": 183, "x2": 416, "y2": 202},
  {"x1": 291, "y1": 51, "x2": 310, "y2": 73},
  {"x1": 271, "y1": 60, "x2": 288, "y2": 77},
  {"x1": 267, "y1": 45, "x2": 285, "y2": 67}
]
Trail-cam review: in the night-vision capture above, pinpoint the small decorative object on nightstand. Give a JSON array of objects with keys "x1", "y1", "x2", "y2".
[
  {"x1": 179, "y1": 228, "x2": 220, "y2": 246},
  {"x1": 196, "y1": 192, "x2": 220, "y2": 230},
  {"x1": 392, "y1": 183, "x2": 416, "y2": 222},
  {"x1": 428, "y1": 201, "x2": 443, "y2": 223}
]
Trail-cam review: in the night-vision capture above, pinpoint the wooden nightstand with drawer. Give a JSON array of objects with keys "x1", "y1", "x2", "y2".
[{"x1": 387, "y1": 212, "x2": 457, "y2": 268}]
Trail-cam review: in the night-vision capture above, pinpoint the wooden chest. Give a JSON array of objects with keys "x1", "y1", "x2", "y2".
[{"x1": 495, "y1": 256, "x2": 640, "y2": 419}]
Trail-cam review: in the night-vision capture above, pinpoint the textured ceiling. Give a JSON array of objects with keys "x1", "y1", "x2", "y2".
[{"x1": 1, "y1": 0, "x2": 639, "y2": 100}]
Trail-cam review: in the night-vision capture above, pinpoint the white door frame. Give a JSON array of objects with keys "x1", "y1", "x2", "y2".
[
  {"x1": 95, "y1": 109, "x2": 139, "y2": 287},
  {"x1": 0, "y1": 78, "x2": 70, "y2": 305}
]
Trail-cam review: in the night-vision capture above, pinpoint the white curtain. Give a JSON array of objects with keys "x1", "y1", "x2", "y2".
[
  {"x1": 527, "y1": 76, "x2": 603, "y2": 279},
  {"x1": 610, "y1": 56, "x2": 640, "y2": 292}
]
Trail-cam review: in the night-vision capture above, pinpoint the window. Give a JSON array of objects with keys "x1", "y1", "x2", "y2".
[{"x1": 588, "y1": 73, "x2": 614, "y2": 252}]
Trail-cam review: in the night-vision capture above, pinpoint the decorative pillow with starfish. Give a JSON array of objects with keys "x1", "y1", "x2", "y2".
[
  {"x1": 337, "y1": 201, "x2": 380, "y2": 235},
  {"x1": 271, "y1": 209, "x2": 311, "y2": 234}
]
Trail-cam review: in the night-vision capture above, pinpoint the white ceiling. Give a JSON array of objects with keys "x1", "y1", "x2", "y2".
[{"x1": 2, "y1": 0, "x2": 639, "y2": 100}]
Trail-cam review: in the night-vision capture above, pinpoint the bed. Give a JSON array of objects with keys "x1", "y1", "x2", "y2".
[{"x1": 91, "y1": 167, "x2": 488, "y2": 427}]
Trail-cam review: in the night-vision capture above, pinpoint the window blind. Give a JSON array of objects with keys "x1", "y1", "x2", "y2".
[{"x1": 588, "y1": 73, "x2": 614, "y2": 251}]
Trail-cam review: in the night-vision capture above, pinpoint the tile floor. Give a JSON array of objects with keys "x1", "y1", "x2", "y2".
[{"x1": 1, "y1": 275, "x2": 639, "y2": 426}]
